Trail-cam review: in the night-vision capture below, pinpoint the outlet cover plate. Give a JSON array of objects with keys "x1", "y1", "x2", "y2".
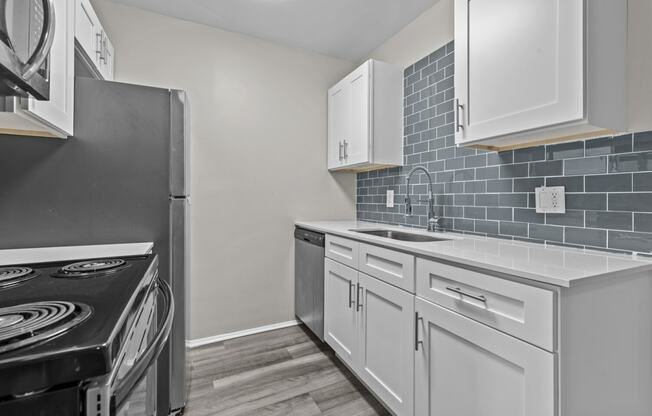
[
  {"x1": 386, "y1": 190, "x2": 394, "y2": 208},
  {"x1": 535, "y1": 186, "x2": 566, "y2": 214}
]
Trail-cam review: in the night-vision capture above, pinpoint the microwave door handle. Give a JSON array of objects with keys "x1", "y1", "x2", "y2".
[
  {"x1": 22, "y1": 0, "x2": 56, "y2": 79},
  {"x1": 110, "y1": 278, "x2": 175, "y2": 414}
]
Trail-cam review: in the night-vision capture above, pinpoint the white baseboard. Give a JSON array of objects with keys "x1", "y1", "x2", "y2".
[{"x1": 186, "y1": 319, "x2": 300, "y2": 349}]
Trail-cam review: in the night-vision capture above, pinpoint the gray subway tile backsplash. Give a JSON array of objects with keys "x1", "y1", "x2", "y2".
[
  {"x1": 585, "y1": 211, "x2": 632, "y2": 231},
  {"x1": 608, "y1": 230, "x2": 652, "y2": 252},
  {"x1": 634, "y1": 173, "x2": 652, "y2": 191},
  {"x1": 609, "y1": 193, "x2": 652, "y2": 212},
  {"x1": 585, "y1": 173, "x2": 632, "y2": 192},
  {"x1": 529, "y1": 224, "x2": 564, "y2": 242},
  {"x1": 500, "y1": 163, "x2": 529, "y2": 178},
  {"x1": 566, "y1": 227, "x2": 607, "y2": 248},
  {"x1": 634, "y1": 131, "x2": 652, "y2": 152},
  {"x1": 546, "y1": 141, "x2": 584, "y2": 160},
  {"x1": 634, "y1": 213, "x2": 652, "y2": 233},
  {"x1": 356, "y1": 41, "x2": 652, "y2": 254},
  {"x1": 546, "y1": 176, "x2": 584, "y2": 192},
  {"x1": 586, "y1": 134, "x2": 632, "y2": 156},
  {"x1": 609, "y1": 152, "x2": 652, "y2": 173},
  {"x1": 514, "y1": 146, "x2": 545, "y2": 163},
  {"x1": 546, "y1": 210, "x2": 585, "y2": 227},
  {"x1": 564, "y1": 156, "x2": 607, "y2": 175},
  {"x1": 529, "y1": 160, "x2": 563, "y2": 177}
]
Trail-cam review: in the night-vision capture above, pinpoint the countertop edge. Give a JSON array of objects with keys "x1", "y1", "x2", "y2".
[
  {"x1": 0, "y1": 242, "x2": 155, "y2": 267},
  {"x1": 295, "y1": 220, "x2": 652, "y2": 288}
]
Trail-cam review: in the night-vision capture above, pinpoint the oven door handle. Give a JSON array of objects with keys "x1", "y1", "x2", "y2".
[
  {"x1": 23, "y1": 0, "x2": 56, "y2": 79},
  {"x1": 110, "y1": 278, "x2": 175, "y2": 413}
]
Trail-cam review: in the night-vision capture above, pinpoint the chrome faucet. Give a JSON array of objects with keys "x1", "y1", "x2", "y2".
[{"x1": 405, "y1": 166, "x2": 443, "y2": 232}]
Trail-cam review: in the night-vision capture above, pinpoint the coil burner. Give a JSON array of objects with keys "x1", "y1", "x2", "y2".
[
  {"x1": 52, "y1": 259, "x2": 128, "y2": 278},
  {"x1": 0, "y1": 267, "x2": 38, "y2": 290},
  {"x1": 0, "y1": 301, "x2": 91, "y2": 354}
]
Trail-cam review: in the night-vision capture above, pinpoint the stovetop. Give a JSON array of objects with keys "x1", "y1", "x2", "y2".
[{"x1": 0, "y1": 254, "x2": 157, "y2": 398}]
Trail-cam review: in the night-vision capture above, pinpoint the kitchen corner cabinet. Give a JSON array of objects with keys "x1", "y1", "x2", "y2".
[
  {"x1": 454, "y1": 0, "x2": 628, "y2": 150},
  {"x1": 0, "y1": 0, "x2": 75, "y2": 138},
  {"x1": 75, "y1": 0, "x2": 115, "y2": 80},
  {"x1": 327, "y1": 59, "x2": 403, "y2": 172},
  {"x1": 324, "y1": 258, "x2": 415, "y2": 416}
]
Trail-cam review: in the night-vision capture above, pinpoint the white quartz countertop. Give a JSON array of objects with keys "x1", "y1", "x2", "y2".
[
  {"x1": 295, "y1": 220, "x2": 652, "y2": 287},
  {"x1": 0, "y1": 242, "x2": 154, "y2": 267}
]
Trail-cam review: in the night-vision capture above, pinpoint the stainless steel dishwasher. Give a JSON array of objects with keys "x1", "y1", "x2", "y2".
[{"x1": 294, "y1": 227, "x2": 325, "y2": 341}]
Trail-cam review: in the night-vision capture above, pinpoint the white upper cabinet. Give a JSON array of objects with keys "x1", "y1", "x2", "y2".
[
  {"x1": 455, "y1": 0, "x2": 628, "y2": 150},
  {"x1": 328, "y1": 59, "x2": 403, "y2": 171},
  {"x1": 0, "y1": 0, "x2": 75, "y2": 138},
  {"x1": 75, "y1": 0, "x2": 114, "y2": 80}
]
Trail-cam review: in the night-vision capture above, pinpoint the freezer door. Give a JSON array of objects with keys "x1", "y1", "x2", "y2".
[
  {"x1": 169, "y1": 198, "x2": 189, "y2": 411},
  {"x1": 170, "y1": 90, "x2": 189, "y2": 197}
]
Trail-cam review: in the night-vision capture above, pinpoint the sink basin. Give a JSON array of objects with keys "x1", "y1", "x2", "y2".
[{"x1": 351, "y1": 229, "x2": 449, "y2": 243}]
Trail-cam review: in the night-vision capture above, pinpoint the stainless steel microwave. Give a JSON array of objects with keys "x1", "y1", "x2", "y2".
[{"x1": 0, "y1": 0, "x2": 55, "y2": 100}]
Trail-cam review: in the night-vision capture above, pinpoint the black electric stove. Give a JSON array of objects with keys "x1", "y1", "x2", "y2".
[{"x1": 0, "y1": 253, "x2": 173, "y2": 415}]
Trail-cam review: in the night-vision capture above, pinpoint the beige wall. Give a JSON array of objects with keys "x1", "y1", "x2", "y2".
[
  {"x1": 367, "y1": 0, "x2": 454, "y2": 68},
  {"x1": 92, "y1": 0, "x2": 356, "y2": 340}
]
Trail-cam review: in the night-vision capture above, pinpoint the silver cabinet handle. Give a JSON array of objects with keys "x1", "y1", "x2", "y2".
[
  {"x1": 343, "y1": 140, "x2": 348, "y2": 159},
  {"x1": 446, "y1": 286, "x2": 487, "y2": 303},
  {"x1": 23, "y1": 0, "x2": 55, "y2": 79},
  {"x1": 96, "y1": 33, "x2": 105, "y2": 63},
  {"x1": 338, "y1": 141, "x2": 343, "y2": 160},
  {"x1": 356, "y1": 283, "x2": 363, "y2": 312},
  {"x1": 455, "y1": 99, "x2": 464, "y2": 133},
  {"x1": 415, "y1": 312, "x2": 423, "y2": 351},
  {"x1": 348, "y1": 281, "x2": 355, "y2": 309}
]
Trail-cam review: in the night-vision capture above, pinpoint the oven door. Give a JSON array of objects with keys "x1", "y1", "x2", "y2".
[
  {"x1": 0, "y1": 0, "x2": 55, "y2": 100},
  {"x1": 113, "y1": 279, "x2": 174, "y2": 416},
  {"x1": 85, "y1": 278, "x2": 174, "y2": 416}
]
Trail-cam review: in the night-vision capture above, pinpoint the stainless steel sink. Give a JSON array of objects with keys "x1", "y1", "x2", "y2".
[{"x1": 351, "y1": 229, "x2": 449, "y2": 243}]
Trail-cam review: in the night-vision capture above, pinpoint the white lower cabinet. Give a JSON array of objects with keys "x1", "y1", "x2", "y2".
[
  {"x1": 325, "y1": 241, "x2": 554, "y2": 416},
  {"x1": 324, "y1": 257, "x2": 415, "y2": 416},
  {"x1": 357, "y1": 273, "x2": 414, "y2": 416},
  {"x1": 414, "y1": 297, "x2": 555, "y2": 416},
  {"x1": 324, "y1": 258, "x2": 358, "y2": 368}
]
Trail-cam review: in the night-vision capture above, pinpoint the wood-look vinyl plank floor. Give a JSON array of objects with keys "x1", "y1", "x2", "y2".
[{"x1": 185, "y1": 325, "x2": 390, "y2": 416}]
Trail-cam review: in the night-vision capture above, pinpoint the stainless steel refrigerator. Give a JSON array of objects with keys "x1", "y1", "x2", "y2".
[{"x1": 0, "y1": 77, "x2": 189, "y2": 415}]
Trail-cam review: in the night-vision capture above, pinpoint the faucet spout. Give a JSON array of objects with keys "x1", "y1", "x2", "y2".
[{"x1": 405, "y1": 166, "x2": 443, "y2": 232}]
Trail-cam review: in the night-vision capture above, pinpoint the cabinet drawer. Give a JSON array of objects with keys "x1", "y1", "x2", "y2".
[
  {"x1": 325, "y1": 235, "x2": 359, "y2": 269},
  {"x1": 416, "y1": 258, "x2": 555, "y2": 351},
  {"x1": 358, "y1": 243, "x2": 415, "y2": 293}
]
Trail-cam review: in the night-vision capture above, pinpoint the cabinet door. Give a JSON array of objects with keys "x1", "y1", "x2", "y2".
[
  {"x1": 324, "y1": 258, "x2": 358, "y2": 367},
  {"x1": 102, "y1": 35, "x2": 115, "y2": 81},
  {"x1": 415, "y1": 297, "x2": 555, "y2": 416},
  {"x1": 27, "y1": 0, "x2": 75, "y2": 136},
  {"x1": 327, "y1": 80, "x2": 349, "y2": 169},
  {"x1": 345, "y1": 62, "x2": 370, "y2": 166},
  {"x1": 455, "y1": 0, "x2": 584, "y2": 144},
  {"x1": 75, "y1": 0, "x2": 101, "y2": 69},
  {"x1": 357, "y1": 273, "x2": 414, "y2": 416}
]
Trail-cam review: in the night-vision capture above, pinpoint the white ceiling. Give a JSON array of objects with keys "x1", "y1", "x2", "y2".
[{"x1": 108, "y1": 0, "x2": 440, "y2": 61}]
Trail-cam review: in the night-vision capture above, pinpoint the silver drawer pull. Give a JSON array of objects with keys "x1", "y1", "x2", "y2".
[{"x1": 446, "y1": 286, "x2": 487, "y2": 303}]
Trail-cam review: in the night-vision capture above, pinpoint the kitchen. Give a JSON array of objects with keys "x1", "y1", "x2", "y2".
[{"x1": 0, "y1": 0, "x2": 652, "y2": 415}]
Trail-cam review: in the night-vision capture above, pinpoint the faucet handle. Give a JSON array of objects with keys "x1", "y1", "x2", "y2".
[
  {"x1": 405, "y1": 196, "x2": 413, "y2": 217},
  {"x1": 428, "y1": 216, "x2": 444, "y2": 231}
]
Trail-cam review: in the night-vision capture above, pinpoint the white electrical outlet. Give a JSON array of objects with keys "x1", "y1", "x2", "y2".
[
  {"x1": 535, "y1": 186, "x2": 566, "y2": 214},
  {"x1": 386, "y1": 190, "x2": 394, "y2": 208}
]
